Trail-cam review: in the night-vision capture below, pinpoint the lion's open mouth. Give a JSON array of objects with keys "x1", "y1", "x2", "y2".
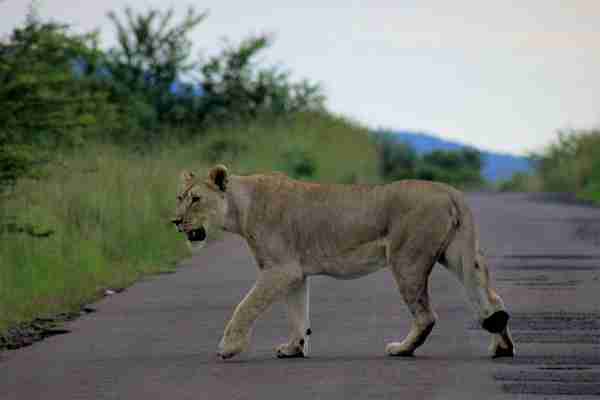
[{"x1": 186, "y1": 226, "x2": 207, "y2": 242}]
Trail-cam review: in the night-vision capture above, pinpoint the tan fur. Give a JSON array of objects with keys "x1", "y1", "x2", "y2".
[{"x1": 173, "y1": 165, "x2": 515, "y2": 360}]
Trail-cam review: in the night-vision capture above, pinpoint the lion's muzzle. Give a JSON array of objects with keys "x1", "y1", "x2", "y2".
[
  {"x1": 186, "y1": 226, "x2": 207, "y2": 242},
  {"x1": 171, "y1": 218, "x2": 184, "y2": 232}
]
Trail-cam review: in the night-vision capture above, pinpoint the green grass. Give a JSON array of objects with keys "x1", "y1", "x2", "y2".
[
  {"x1": 577, "y1": 183, "x2": 600, "y2": 204},
  {"x1": 0, "y1": 112, "x2": 379, "y2": 333},
  {"x1": 198, "y1": 112, "x2": 379, "y2": 183},
  {"x1": 0, "y1": 146, "x2": 190, "y2": 331}
]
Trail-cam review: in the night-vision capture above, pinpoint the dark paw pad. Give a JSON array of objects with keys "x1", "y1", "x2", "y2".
[
  {"x1": 277, "y1": 350, "x2": 305, "y2": 359},
  {"x1": 492, "y1": 345, "x2": 515, "y2": 359},
  {"x1": 482, "y1": 311, "x2": 510, "y2": 334},
  {"x1": 217, "y1": 351, "x2": 234, "y2": 360},
  {"x1": 389, "y1": 350, "x2": 415, "y2": 357}
]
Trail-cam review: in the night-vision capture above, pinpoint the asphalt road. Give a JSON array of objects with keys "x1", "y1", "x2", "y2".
[{"x1": 2, "y1": 192, "x2": 600, "y2": 399}]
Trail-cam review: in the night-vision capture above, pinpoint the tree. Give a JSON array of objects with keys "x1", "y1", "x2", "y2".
[
  {"x1": 199, "y1": 35, "x2": 325, "y2": 124},
  {"x1": 0, "y1": 12, "x2": 113, "y2": 146},
  {"x1": 373, "y1": 132, "x2": 484, "y2": 188},
  {"x1": 374, "y1": 133, "x2": 418, "y2": 181},
  {"x1": 418, "y1": 149, "x2": 484, "y2": 188},
  {"x1": 106, "y1": 6, "x2": 207, "y2": 123},
  {"x1": 534, "y1": 129, "x2": 600, "y2": 197},
  {"x1": 0, "y1": 7, "x2": 117, "y2": 191}
]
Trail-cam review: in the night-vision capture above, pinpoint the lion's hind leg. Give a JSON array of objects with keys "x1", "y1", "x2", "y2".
[
  {"x1": 441, "y1": 227, "x2": 515, "y2": 358},
  {"x1": 386, "y1": 256, "x2": 438, "y2": 357},
  {"x1": 385, "y1": 209, "x2": 456, "y2": 356},
  {"x1": 276, "y1": 277, "x2": 311, "y2": 358}
]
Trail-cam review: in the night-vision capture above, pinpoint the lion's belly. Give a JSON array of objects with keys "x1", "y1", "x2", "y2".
[{"x1": 304, "y1": 238, "x2": 390, "y2": 279}]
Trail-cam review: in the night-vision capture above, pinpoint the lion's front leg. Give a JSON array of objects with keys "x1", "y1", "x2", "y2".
[
  {"x1": 218, "y1": 266, "x2": 303, "y2": 360},
  {"x1": 277, "y1": 277, "x2": 310, "y2": 358}
]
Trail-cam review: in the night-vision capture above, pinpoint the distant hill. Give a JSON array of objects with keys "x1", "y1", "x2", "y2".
[{"x1": 387, "y1": 131, "x2": 532, "y2": 182}]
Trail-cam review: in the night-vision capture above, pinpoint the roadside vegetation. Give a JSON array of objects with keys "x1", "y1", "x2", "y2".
[
  {"x1": 0, "y1": 5, "x2": 378, "y2": 333},
  {"x1": 0, "y1": 4, "x2": 482, "y2": 334},
  {"x1": 498, "y1": 129, "x2": 600, "y2": 204},
  {"x1": 0, "y1": 113, "x2": 377, "y2": 332},
  {"x1": 374, "y1": 133, "x2": 484, "y2": 189}
]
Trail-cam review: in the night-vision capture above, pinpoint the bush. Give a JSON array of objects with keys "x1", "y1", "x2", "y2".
[
  {"x1": 281, "y1": 148, "x2": 317, "y2": 180},
  {"x1": 374, "y1": 133, "x2": 485, "y2": 188},
  {"x1": 534, "y1": 129, "x2": 600, "y2": 202},
  {"x1": 0, "y1": 143, "x2": 37, "y2": 193},
  {"x1": 374, "y1": 133, "x2": 418, "y2": 181},
  {"x1": 204, "y1": 137, "x2": 248, "y2": 164},
  {"x1": 417, "y1": 148, "x2": 484, "y2": 188},
  {"x1": 497, "y1": 172, "x2": 541, "y2": 192}
]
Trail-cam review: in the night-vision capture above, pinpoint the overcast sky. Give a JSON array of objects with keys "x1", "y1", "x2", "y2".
[{"x1": 1, "y1": 0, "x2": 598, "y2": 154}]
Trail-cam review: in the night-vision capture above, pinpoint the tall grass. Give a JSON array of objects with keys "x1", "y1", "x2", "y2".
[
  {"x1": 0, "y1": 113, "x2": 379, "y2": 332},
  {"x1": 200, "y1": 112, "x2": 379, "y2": 183},
  {"x1": 0, "y1": 146, "x2": 190, "y2": 331}
]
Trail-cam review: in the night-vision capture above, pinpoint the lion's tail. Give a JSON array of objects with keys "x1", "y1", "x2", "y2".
[
  {"x1": 439, "y1": 186, "x2": 483, "y2": 278},
  {"x1": 447, "y1": 187, "x2": 479, "y2": 249}
]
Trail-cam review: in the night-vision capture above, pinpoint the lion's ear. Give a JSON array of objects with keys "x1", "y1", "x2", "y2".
[
  {"x1": 208, "y1": 164, "x2": 228, "y2": 192},
  {"x1": 180, "y1": 170, "x2": 195, "y2": 184}
]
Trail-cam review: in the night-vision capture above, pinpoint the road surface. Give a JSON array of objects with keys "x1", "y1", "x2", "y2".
[{"x1": 1, "y1": 193, "x2": 600, "y2": 399}]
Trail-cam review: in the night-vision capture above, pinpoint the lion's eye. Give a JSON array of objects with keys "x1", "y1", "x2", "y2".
[
  {"x1": 191, "y1": 195, "x2": 201, "y2": 203},
  {"x1": 176, "y1": 195, "x2": 183, "y2": 201}
]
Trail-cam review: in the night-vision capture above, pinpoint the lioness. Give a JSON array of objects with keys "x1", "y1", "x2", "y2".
[{"x1": 172, "y1": 165, "x2": 515, "y2": 360}]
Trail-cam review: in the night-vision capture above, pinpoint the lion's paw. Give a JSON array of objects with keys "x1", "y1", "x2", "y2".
[
  {"x1": 385, "y1": 342, "x2": 415, "y2": 357},
  {"x1": 276, "y1": 339, "x2": 306, "y2": 359},
  {"x1": 217, "y1": 335, "x2": 249, "y2": 360},
  {"x1": 490, "y1": 342, "x2": 515, "y2": 358}
]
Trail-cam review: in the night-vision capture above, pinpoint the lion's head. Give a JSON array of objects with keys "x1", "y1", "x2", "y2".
[{"x1": 171, "y1": 164, "x2": 229, "y2": 249}]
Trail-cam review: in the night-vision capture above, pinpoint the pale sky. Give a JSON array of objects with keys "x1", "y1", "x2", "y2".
[{"x1": 1, "y1": 0, "x2": 599, "y2": 154}]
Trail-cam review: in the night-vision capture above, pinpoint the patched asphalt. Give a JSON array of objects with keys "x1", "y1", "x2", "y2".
[{"x1": 1, "y1": 192, "x2": 600, "y2": 399}]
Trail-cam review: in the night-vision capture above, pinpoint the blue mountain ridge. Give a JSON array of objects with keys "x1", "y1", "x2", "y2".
[{"x1": 386, "y1": 131, "x2": 531, "y2": 182}]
